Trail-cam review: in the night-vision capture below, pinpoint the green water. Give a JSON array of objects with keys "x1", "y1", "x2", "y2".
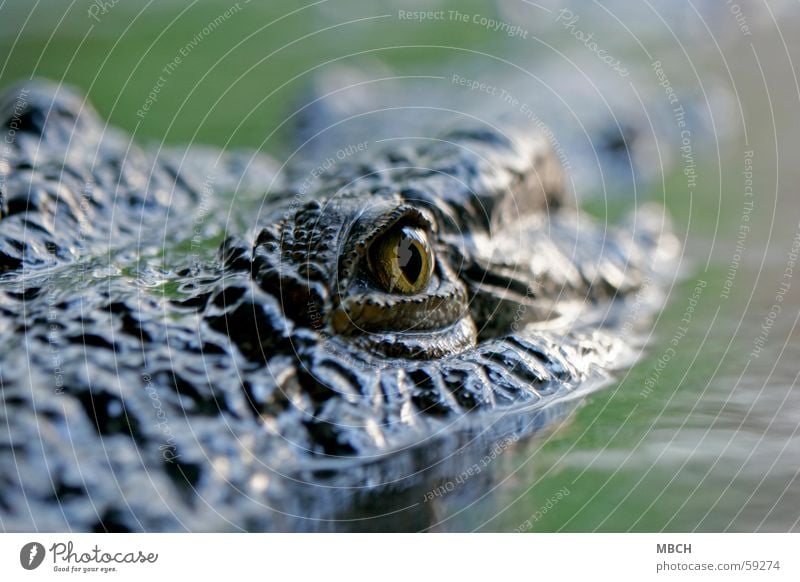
[{"x1": 2, "y1": 0, "x2": 798, "y2": 532}]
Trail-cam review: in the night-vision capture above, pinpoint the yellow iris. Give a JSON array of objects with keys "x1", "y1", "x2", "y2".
[{"x1": 368, "y1": 226, "x2": 434, "y2": 294}]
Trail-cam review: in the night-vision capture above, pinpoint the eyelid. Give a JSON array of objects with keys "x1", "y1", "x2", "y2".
[{"x1": 335, "y1": 204, "x2": 437, "y2": 293}]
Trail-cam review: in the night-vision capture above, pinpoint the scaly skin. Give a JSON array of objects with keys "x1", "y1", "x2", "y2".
[{"x1": 0, "y1": 81, "x2": 676, "y2": 531}]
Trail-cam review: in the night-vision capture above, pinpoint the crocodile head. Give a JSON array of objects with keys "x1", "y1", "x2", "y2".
[
  {"x1": 0, "y1": 81, "x2": 676, "y2": 531},
  {"x1": 211, "y1": 122, "x2": 674, "y2": 456}
]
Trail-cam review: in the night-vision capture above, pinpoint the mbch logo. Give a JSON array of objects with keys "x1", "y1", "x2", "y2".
[{"x1": 20, "y1": 542, "x2": 46, "y2": 570}]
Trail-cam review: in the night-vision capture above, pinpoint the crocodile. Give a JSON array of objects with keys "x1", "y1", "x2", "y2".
[{"x1": 0, "y1": 78, "x2": 678, "y2": 532}]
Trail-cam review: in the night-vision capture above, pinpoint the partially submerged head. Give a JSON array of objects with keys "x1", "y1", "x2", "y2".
[
  {"x1": 209, "y1": 122, "x2": 674, "y2": 455},
  {"x1": 0, "y1": 81, "x2": 676, "y2": 532}
]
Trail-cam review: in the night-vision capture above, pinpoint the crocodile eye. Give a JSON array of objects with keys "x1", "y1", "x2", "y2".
[{"x1": 368, "y1": 225, "x2": 434, "y2": 294}]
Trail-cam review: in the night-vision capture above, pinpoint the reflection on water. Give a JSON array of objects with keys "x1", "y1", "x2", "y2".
[
  {"x1": 320, "y1": 258, "x2": 798, "y2": 532},
  {"x1": 454, "y1": 265, "x2": 800, "y2": 532},
  {"x1": 260, "y1": 254, "x2": 800, "y2": 532},
  {"x1": 267, "y1": 400, "x2": 581, "y2": 531}
]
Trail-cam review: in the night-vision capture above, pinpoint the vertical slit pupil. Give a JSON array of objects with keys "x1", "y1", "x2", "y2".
[{"x1": 399, "y1": 240, "x2": 423, "y2": 284}]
